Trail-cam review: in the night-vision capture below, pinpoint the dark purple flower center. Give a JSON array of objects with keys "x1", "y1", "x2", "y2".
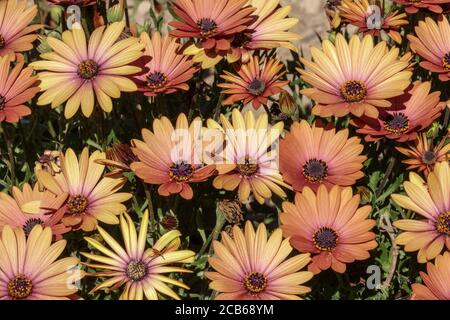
[
  {"x1": 341, "y1": 80, "x2": 367, "y2": 103},
  {"x1": 169, "y1": 161, "x2": 194, "y2": 182},
  {"x1": 78, "y1": 59, "x2": 98, "y2": 80},
  {"x1": 126, "y1": 260, "x2": 147, "y2": 281},
  {"x1": 248, "y1": 79, "x2": 266, "y2": 96},
  {"x1": 422, "y1": 150, "x2": 437, "y2": 165},
  {"x1": 436, "y1": 212, "x2": 450, "y2": 235},
  {"x1": 197, "y1": 18, "x2": 217, "y2": 37},
  {"x1": 8, "y1": 274, "x2": 32, "y2": 299},
  {"x1": 0, "y1": 34, "x2": 5, "y2": 49},
  {"x1": 243, "y1": 272, "x2": 267, "y2": 294},
  {"x1": 303, "y1": 158, "x2": 328, "y2": 183},
  {"x1": 383, "y1": 112, "x2": 410, "y2": 135},
  {"x1": 231, "y1": 32, "x2": 252, "y2": 48},
  {"x1": 313, "y1": 227, "x2": 339, "y2": 251},
  {"x1": 146, "y1": 71, "x2": 168, "y2": 89},
  {"x1": 23, "y1": 218, "x2": 44, "y2": 237},
  {"x1": 442, "y1": 52, "x2": 450, "y2": 71},
  {"x1": 0, "y1": 95, "x2": 6, "y2": 110}
]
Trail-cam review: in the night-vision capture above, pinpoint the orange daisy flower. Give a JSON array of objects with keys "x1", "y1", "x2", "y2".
[
  {"x1": 219, "y1": 56, "x2": 288, "y2": 109},
  {"x1": 299, "y1": 34, "x2": 412, "y2": 118},
  {"x1": 134, "y1": 32, "x2": 197, "y2": 96},
  {"x1": 36, "y1": 148, "x2": 132, "y2": 232},
  {"x1": 130, "y1": 113, "x2": 216, "y2": 200},
  {"x1": 411, "y1": 252, "x2": 450, "y2": 300},
  {"x1": 0, "y1": 55, "x2": 40, "y2": 123},
  {"x1": 279, "y1": 120, "x2": 366, "y2": 192},
  {"x1": 338, "y1": 0, "x2": 408, "y2": 44},
  {"x1": 30, "y1": 22, "x2": 144, "y2": 118},
  {"x1": 351, "y1": 81, "x2": 446, "y2": 142},
  {"x1": 82, "y1": 210, "x2": 195, "y2": 300},
  {"x1": 394, "y1": 0, "x2": 450, "y2": 14},
  {"x1": 184, "y1": 0, "x2": 300, "y2": 67},
  {"x1": 205, "y1": 221, "x2": 313, "y2": 300},
  {"x1": 408, "y1": 16, "x2": 450, "y2": 82},
  {"x1": 396, "y1": 132, "x2": 450, "y2": 176},
  {"x1": 169, "y1": 0, "x2": 255, "y2": 59},
  {"x1": 280, "y1": 185, "x2": 377, "y2": 274},
  {"x1": 392, "y1": 161, "x2": 450, "y2": 263},
  {"x1": 0, "y1": 0, "x2": 42, "y2": 60},
  {"x1": 0, "y1": 183, "x2": 69, "y2": 240},
  {"x1": 207, "y1": 108, "x2": 289, "y2": 204},
  {"x1": 0, "y1": 225, "x2": 84, "y2": 300}
]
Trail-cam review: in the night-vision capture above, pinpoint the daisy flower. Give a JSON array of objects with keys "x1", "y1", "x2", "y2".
[
  {"x1": 36, "y1": 147, "x2": 132, "y2": 232},
  {"x1": 0, "y1": 183, "x2": 69, "y2": 240},
  {"x1": 169, "y1": 0, "x2": 255, "y2": 63},
  {"x1": 134, "y1": 32, "x2": 197, "y2": 96},
  {"x1": 30, "y1": 21, "x2": 144, "y2": 118},
  {"x1": 299, "y1": 34, "x2": 412, "y2": 118},
  {"x1": 130, "y1": 113, "x2": 216, "y2": 200},
  {"x1": 185, "y1": 0, "x2": 300, "y2": 66},
  {"x1": 207, "y1": 108, "x2": 289, "y2": 204},
  {"x1": 392, "y1": 161, "x2": 450, "y2": 262},
  {"x1": 338, "y1": 0, "x2": 408, "y2": 44},
  {"x1": 205, "y1": 221, "x2": 313, "y2": 300},
  {"x1": 279, "y1": 120, "x2": 366, "y2": 192},
  {"x1": 219, "y1": 56, "x2": 288, "y2": 109},
  {"x1": 0, "y1": 55, "x2": 40, "y2": 123},
  {"x1": 351, "y1": 81, "x2": 445, "y2": 142},
  {"x1": 0, "y1": 0, "x2": 42, "y2": 60},
  {"x1": 0, "y1": 225, "x2": 84, "y2": 300},
  {"x1": 394, "y1": 0, "x2": 450, "y2": 14},
  {"x1": 408, "y1": 16, "x2": 450, "y2": 82},
  {"x1": 411, "y1": 252, "x2": 450, "y2": 300},
  {"x1": 82, "y1": 210, "x2": 195, "y2": 300},
  {"x1": 280, "y1": 185, "x2": 377, "y2": 274},
  {"x1": 396, "y1": 132, "x2": 450, "y2": 176}
]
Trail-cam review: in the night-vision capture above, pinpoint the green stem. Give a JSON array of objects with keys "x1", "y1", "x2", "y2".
[
  {"x1": 0, "y1": 123, "x2": 17, "y2": 186},
  {"x1": 197, "y1": 206, "x2": 226, "y2": 258},
  {"x1": 142, "y1": 182, "x2": 155, "y2": 233},
  {"x1": 376, "y1": 156, "x2": 396, "y2": 199}
]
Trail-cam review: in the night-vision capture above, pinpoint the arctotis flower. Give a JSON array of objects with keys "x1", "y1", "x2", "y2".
[
  {"x1": 396, "y1": 132, "x2": 450, "y2": 176},
  {"x1": 394, "y1": 0, "x2": 450, "y2": 14},
  {"x1": 36, "y1": 148, "x2": 132, "y2": 232},
  {"x1": 299, "y1": 34, "x2": 412, "y2": 118},
  {"x1": 205, "y1": 221, "x2": 313, "y2": 300},
  {"x1": 411, "y1": 252, "x2": 450, "y2": 300},
  {"x1": 0, "y1": 55, "x2": 40, "y2": 123},
  {"x1": 207, "y1": 108, "x2": 289, "y2": 204},
  {"x1": 351, "y1": 81, "x2": 445, "y2": 142},
  {"x1": 30, "y1": 21, "x2": 144, "y2": 118},
  {"x1": 408, "y1": 16, "x2": 450, "y2": 82},
  {"x1": 219, "y1": 56, "x2": 288, "y2": 109},
  {"x1": 0, "y1": 225, "x2": 84, "y2": 300},
  {"x1": 169, "y1": 0, "x2": 255, "y2": 62},
  {"x1": 134, "y1": 32, "x2": 197, "y2": 96},
  {"x1": 392, "y1": 161, "x2": 450, "y2": 262},
  {"x1": 0, "y1": 183, "x2": 69, "y2": 240},
  {"x1": 338, "y1": 0, "x2": 408, "y2": 44},
  {"x1": 0, "y1": 0, "x2": 42, "y2": 60},
  {"x1": 130, "y1": 113, "x2": 216, "y2": 200},
  {"x1": 82, "y1": 210, "x2": 195, "y2": 300},
  {"x1": 280, "y1": 185, "x2": 377, "y2": 274},
  {"x1": 185, "y1": 0, "x2": 301, "y2": 67},
  {"x1": 279, "y1": 120, "x2": 366, "y2": 192}
]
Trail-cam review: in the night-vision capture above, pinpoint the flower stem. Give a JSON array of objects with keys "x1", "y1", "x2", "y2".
[
  {"x1": 197, "y1": 205, "x2": 226, "y2": 258},
  {"x1": 142, "y1": 182, "x2": 155, "y2": 233},
  {"x1": 0, "y1": 123, "x2": 16, "y2": 186}
]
